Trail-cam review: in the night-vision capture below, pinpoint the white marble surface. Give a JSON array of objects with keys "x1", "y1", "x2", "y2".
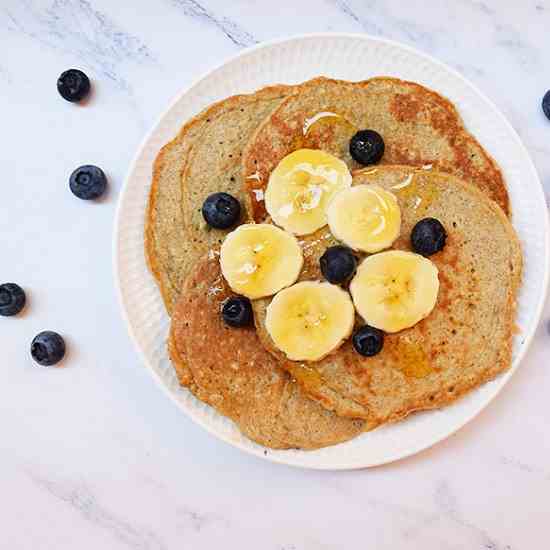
[{"x1": 1, "y1": 1, "x2": 550, "y2": 548}]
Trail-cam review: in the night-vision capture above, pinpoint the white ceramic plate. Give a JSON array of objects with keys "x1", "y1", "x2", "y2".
[{"x1": 114, "y1": 33, "x2": 549, "y2": 469}]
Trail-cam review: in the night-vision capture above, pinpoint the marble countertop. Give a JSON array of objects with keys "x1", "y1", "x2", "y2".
[{"x1": 2, "y1": 1, "x2": 549, "y2": 548}]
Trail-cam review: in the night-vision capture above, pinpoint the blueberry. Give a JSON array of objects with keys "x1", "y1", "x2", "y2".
[
  {"x1": 31, "y1": 331, "x2": 66, "y2": 366},
  {"x1": 349, "y1": 130, "x2": 385, "y2": 165},
  {"x1": 222, "y1": 296, "x2": 253, "y2": 327},
  {"x1": 411, "y1": 218, "x2": 447, "y2": 256},
  {"x1": 543, "y1": 90, "x2": 550, "y2": 121},
  {"x1": 320, "y1": 246, "x2": 357, "y2": 284},
  {"x1": 202, "y1": 192, "x2": 241, "y2": 229},
  {"x1": 352, "y1": 325, "x2": 384, "y2": 357},
  {"x1": 0, "y1": 283, "x2": 26, "y2": 316},
  {"x1": 69, "y1": 165, "x2": 107, "y2": 200},
  {"x1": 57, "y1": 69, "x2": 91, "y2": 102}
]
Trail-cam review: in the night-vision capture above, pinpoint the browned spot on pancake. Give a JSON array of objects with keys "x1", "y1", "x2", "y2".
[
  {"x1": 429, "y1": 107, "x2": 458, "y2": 134},
  {"x1": 436, "y1": 270, "x2": 455, "y2": 312},
  {"x1": 270, "y1": 112, "x2": 296, "y2": 138},
  {"x1": 390, "y1": 93, "x2": 422, "y2": 122},
  {"x1": 307, "y1": 125, "x2": 336, "y2": 148},
  {"x1": 438, "y1": 271, "x2": 454, "y2": 291},
  {"x1": 436, "y1": 233, "x2": 460, "y2": 270},
  {"x1": 417, "y1": 318, "x2": 429, "y2": 336},
  {"x1": 391, "y1": 233, "x2": 410, "y2": 251},
  {"x1": 436, "y1": 292, "x2": 452, "y2": 313},
  {"x1": 448, "y1": 138, "x2": 509, "y2": 214},
  {"x1": 451, "y1": 140, "x2": 484, "y2": 180},
  {"x1": 245, "y1": 137, "x2": 274, "y2": 221},
  {"x1": 384, "y1": 142, "x2": 425, "y2": 165}
]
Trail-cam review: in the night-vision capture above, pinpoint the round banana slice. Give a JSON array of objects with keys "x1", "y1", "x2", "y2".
[
  {"x1": 220, "y1": 224, "x2": 303, "y2": 299},
  {"x1": 266, "y1": 281, "x2": 355, "y2": 361},
  {"x1": 350, "y1": 250, "x2": 439, "y2": 333},
  {"x1": 265, "y1": 149, "x2": 352, "y2": 236},
  {"x1": 327, "y1": 184, "x2": 401, "y2": 253}
]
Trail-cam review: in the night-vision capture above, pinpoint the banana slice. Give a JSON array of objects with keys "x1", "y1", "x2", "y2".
[
  {"x1": 327, "y1": 184, "x2": 401, "y2": 253},
  {"x1": 220, "y1": 224, "x2": 303, "y2": 299},
  {"x1": 265, "y1": 149, "x2": 352, "y2": 236},
  {"x1": 266, "y1": 281, "x2": 355, "y2": 361},
  {"x1": 350, "y1": 250, "x2": 439, "y2": 333}
]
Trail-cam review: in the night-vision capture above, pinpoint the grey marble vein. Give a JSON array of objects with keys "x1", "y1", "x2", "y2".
[
  {"x1": 175, "y1": 505, "x2": 227, "y2": 532},
  {"x1": 26, "y1": 469, "x2": 167, "y2": 550},
  {"x1": 330, "y1": 0, "x2": 384, "y2": 35},
  {"x1": 170, "y1": 0, "x2": 257, "y2": 47},
  {"x1": 135, "y1": 474, "x2": 229, "y2": 533},
  {"x1": 434, "y1": 481, "x2": 508, "y2": 550},
  {"x1": 0, "y1": 65, "x2": 13, "y2": 84},
  {"x1": 500, "y1": 455, "x2": 550, "y2": 480},
  {"x1": 331, "y1": 0, "x2": 439, "y2": 49},
  {"x1": 493, "y1": 25, "x2": 541, "y2": 72},
  {"x1": 452, "y1": 61, "x2": 486, "y2": 79},
  {"x1": 334, "y1": 488, "x2": 505, "y2": 549},
  {"x1": 463, "y1": 0, "x2": 495, "y2": 16},
  {"x1": 1, "y1": 0, "x2": 156, "y2": 91}
]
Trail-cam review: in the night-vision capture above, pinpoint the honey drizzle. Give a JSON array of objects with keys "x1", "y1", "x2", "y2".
[
  {"x1": 302, "y1": 112, "x2": 341, "y2": 134},
  {"x1": 290, "y1": 110, "x2": 358, "y2": 152},
  {"x1": 394, "y1": 340, "x2": 433, "y2": 378},
  {"x1": 288, "y1": 363, "x2": 323, "y2": 390},
  {"x1": 391, "y1": 171, "x2": 440, "y2": 212}
]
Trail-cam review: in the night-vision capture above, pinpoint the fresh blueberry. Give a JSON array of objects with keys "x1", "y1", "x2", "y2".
[
  {"x1": 320, "y1": 245, "x2": 357, "y2": 285},
  {"x1": 543, "y1": 90, "x2": 550, "y2": 121},
  {"x1": 411, "y1": 218, "x2": 447, "y2": 256},
  {"x1": 57, "y1": 69, "x2": 91, "y2": 102},
  {"x1": 31, "y1": 331, "x2": 66, "y2": 366},
  {"x1": 202, "y1": 192, "x2": 241, "y2": 229},
  {"x1": 69, "y1": 165, "x2": 107, "y2": 200},
  {"x1": 352, "y1": 325, "x2": 384, "y2": 357},
  {"x1": 222, "y1": 296, "x2": 253, "y2": 327},
  {"x1": 349, "y1": 129, "x2": 385, "y2": 165},
  {"x1": 0, "y1": 283, "x2": 26, "y2": 316}
]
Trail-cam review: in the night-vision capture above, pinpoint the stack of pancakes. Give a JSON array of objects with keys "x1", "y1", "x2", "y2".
[{"x1": 145, "y1": 77, "x2": 521, "y2": 450}]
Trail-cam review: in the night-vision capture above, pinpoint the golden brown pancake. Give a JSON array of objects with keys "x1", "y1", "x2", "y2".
[
  {"x1": 170, "y1": 257, "x2": 369, "y2": 449},
  {"x1": 252, "y1": 166, "x2": 522, "y2": 425},
  {"x1": 145, "y1": 85, "x2": 291, "y2": 314},
  {"x1": 243, "y1": 77, "x2": 509, "y2": 223},
  {"x1": 145, "y1": 86, "x2": 293, "y2": 389}
]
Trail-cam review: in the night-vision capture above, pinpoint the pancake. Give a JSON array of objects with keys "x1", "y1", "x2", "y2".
[
  {"x1": 253, "y1": 166, "x2": 522, "y2": 425},
  {"x1": 170, "y1": 256, "x2": 369, "y2": 450},
  {"x1": 243, "y1": 77, "x2": 509, "y2": 224},
  {"x1": 146, "y1": 86, "x2": 293, "y2": 391},
  {"x1": 180, "y1": 87, "x2": 296, "y2": 257},
  {"x1": 146, "y1": 86, "x2": 374, "y2": 449},
  {"x1": 145, "y1": 85, "x2": 291, "y2": 315}
]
